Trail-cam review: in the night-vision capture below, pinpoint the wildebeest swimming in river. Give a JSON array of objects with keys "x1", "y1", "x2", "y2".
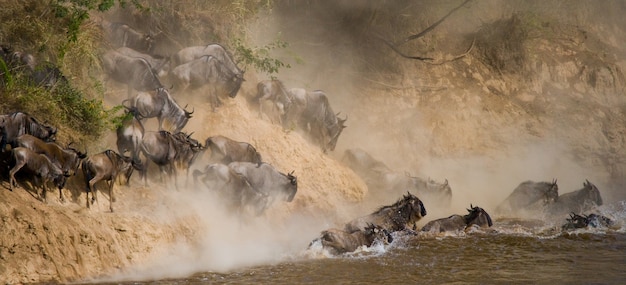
[
  {"x1": 495, "y1": 179, "x2": 559, "y2": 216},
  {"x1": 420, "y1": 204, "x2": 493, "y2": 234},
  {"x1": 310, "y1": 223, "x2": 393, "y2": 255},
  {"x1": 547, "y1": 180, "x2": 603, "y2": 217},
  {"x1": 561, "y1": 212, "x2": 614, "y2": 231},
  {"x1": 344, "y1": 192, "x2": 427, "y2": 233}
]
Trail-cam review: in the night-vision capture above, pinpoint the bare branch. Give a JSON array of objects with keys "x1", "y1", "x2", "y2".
[
  {"x1": 398, "y1": 0, "x2": 473, "y2": 46},
  {"x1": 374, "y1": 31, "x2": 434, "y2": 61},
  {"x1": 424, "y1": 37, "x2": 475, "y2": 65}
]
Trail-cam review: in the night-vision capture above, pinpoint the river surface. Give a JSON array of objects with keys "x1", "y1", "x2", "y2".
[{"x1": 80, "y1": 205, "x2": 626, "y2": 285}]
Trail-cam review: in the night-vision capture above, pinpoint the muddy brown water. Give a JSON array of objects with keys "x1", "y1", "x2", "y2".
[{"x1": 77, "y1": 212, "x2": 626, "y2": 285}]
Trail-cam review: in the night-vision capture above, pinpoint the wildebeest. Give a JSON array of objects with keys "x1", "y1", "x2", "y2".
[
  {"x1": 285, "y1": 88, "x2": 347, "y2": 153},
  {"x1": 420, "y1": 204, "x2": 493, "y2": 233},
  {"x1": 30, "y1": 61, "x2": 68, "y2": 89},
  {"x1": 228, "y1": 162, "x2": 297, "y2": 205},
  {"x1": 0, "y1": 46, "x2": 67, "y2": 89},
  {"x1": 381, "y1": 172, "x2": 452, "y2": 208},
  {"x1": 102, "y1": 49, "x2": 165, "y2": 98},
  {"x1": 344, "y1": 192, "x2": 427, "y2": 233},
  {"x1": 8, "y1": 147, "x2": 69, "y2": 202},
  {"x1": 15, "y1": 134, "x2": 87, "y2": 177},
  {"x1": 170, "y1": 131, "x2": 205, "y2": 183},
  {"x1": 561, "y1": 212, "x2": 614, "y2": 230},
  {"x1": 101, "y1": 20, "x2": 157, "y2": 54},
  {"x1": 548, "y1": 180, "x2": 603, "y2": 217},
  {"x1": 116, "y1": 106, "x2": 145, "y2": 163},
  {"x1": 169, "y1": 55, "x2": 243, "y2": 111},
  {"x1": 204, "y1": 135, "x2": 262, "y2": 165},
  {"x1": 341, "y1": 148, "x2": 392, "y2": 178},
  {"x1": 170, "y1": 44, "x2": 243, "y2": 76},
  {"x1": 129, "y1": 87, "x2": 193, "y2": 133},
  {"x1": 495, "y1": 179, "x2": 559, "y2": 216},
  {"x1": 255, "y1": 79, "x2": 292, "y2": 124},
  {"x1": 82, "y1": 150, "x2": 142, "y2": 212},
  {"x1": 114, "y1": 47, "x2": 170, "y2": 77},
  {"x1": 193, "y1": 163, "x2": 269, "y2": 216},
  {"x1": 0, "y1": 111, "x2": 57, "y2": 151},
  {"x1": 139, "y1": 130, "x2": 199, "y2": 187},
  {"x1": 310, "y1": 223, "x2": 393, "y2": 255}
]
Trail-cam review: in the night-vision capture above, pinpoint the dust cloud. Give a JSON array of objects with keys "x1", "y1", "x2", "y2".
[{"x1": 91, "y1": 0, "x2": 625, "y2": 281}]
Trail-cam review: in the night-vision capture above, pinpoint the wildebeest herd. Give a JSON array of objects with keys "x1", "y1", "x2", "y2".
[{"x1": 0, "y1": 21, "x2": 615, "y2": 256}]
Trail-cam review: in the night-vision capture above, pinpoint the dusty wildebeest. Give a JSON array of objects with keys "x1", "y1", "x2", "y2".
[
  {"x1": 114, "y1": 46, "x2": 170, "y2": 77},
  {"x1": 310, "y1": 223, "x2": 393, "y2": 255},
  {"x1": 285, "y1": 88, "x2": 347, "y2": 153},
  {"x1": 0, "y1": 111, "x2": 57, "y2": 151},
  {"x1": 228, "y1": 162, "x2": 297, "y2": 206},
  {"x1": 169, "y1": 55, "x2": 243, "y2": 112},
  {"x1": 170, "y1": 131, "x2": 205, "y2": 184},
  {"x1": 129, "y1": 87, "x2": 193, "y2": 133},
  {"x1": 170, "y1": 44, "x2": 243, "y2": 76},
  {"x1": 344, "y1": 192, "x2": 427, "y2": 233},
  {"x1": 548, "y1": 180, "x2": 603, "y2": 217},
  {"x1": 420, "y1": 204, "x2": 493, "y2": 233},
  {"x1": 255, "y1": 79, "x2": 292, "y2": 124},
  {"x1": 495, "y1": 179, "x2": 559, "y2": 216},
  {"x1": 139, "y1": 130, "x2": 200, "y2": 188},
  {"x1": 381, "y1": 172, "x2": 452, "y2": 209},
  {"x1": 101, "y1": 20, "x2": 158, "y2": 54},
  {"x1": 193, "y1": 163, "x2": 269, "y2": 216},
  {"x1": 82, "y1": 149, "x2": 142, "y2": 212},
  {"x1": 561, "y1": 212, "x2": 614, "y2": 231},
  {"x1": 116, "y1": 106, "x2": 145, "y2": 164},
  {"x1": 204, "y1": 135, "x2": 262, "y2": 165},
  {"x1": 102, "y1": 49, "x2": 165, "y2": 99},
  {"x1": 8, "y1": 147, "x2": 69, "y2": 202}
]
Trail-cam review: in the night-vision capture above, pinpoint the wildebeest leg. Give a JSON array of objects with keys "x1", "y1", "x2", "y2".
[
  {"x1": 88, "y1": 173, "x2": 106, "y2": 208},
  {"x1": 8, "y1": 161, "x2": 26, "y2": 191},
  {"x1": 108, "y1": 176, "x2": 116, "y2": 212},
  {"x1": 58, "y1": 187, "x2": 65, "y2": 203},
  {"x1": 209, "y1": 86, "x2": 219, "y2": 112}
]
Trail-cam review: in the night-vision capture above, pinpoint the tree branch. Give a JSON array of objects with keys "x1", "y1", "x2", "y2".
[{"x1": 397, "y1": 0, "x2": 473, "y2": 46}]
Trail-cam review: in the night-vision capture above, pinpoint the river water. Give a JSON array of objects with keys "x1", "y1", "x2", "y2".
[{"x1": 82, "y1": 202, "x2": 626, "y2": 285}]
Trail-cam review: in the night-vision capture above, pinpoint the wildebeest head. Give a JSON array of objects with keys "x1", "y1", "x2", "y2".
[
  {"x1": 363, "y1": 223, "x2": 394, "y2": 245},
  {"x1": 544, "y1": 179, "x2": 559, "y2": 204},
  {"x1": 464, "y1": 204, "x2": 493, "y2": 227},
  {"x1": 285, "y1": 170, "x2": 298, "y2": 202},
  {"x1": 582, "y1": 179, "x2": 603, "y2": 206},
  {"x1": 326, "y1": 113, "x2": 347, "y2": 152},
  {"x1": 394, "y1": 192, "x2": 427, "y2": 226}
]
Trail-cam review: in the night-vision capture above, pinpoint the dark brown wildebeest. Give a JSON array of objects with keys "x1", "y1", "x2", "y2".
[
  {"x1": 114, "y1": 47, "x2": 170, "y2": 77},
  {"x1": 548, "y1": 180, "x2": 603, "y2": 217},
  {"x1": 169, "y1": 55, "x2": 243, "y2": 112},
  {"x1": 285, "y1": 88, "x2": 347, "y2": 153},
  {"x1": 420, "y1": 204, "x2": 493, "y2": 233},
  {"x1": 82, "y1": 149, "x2": 142, "y2": 212},
  {"x1": 495, "y1": 179, "x2": 559, "y2": 216},
  {"x1": 344, "y1": 192, "x2": 427, "y2": 234},
  {"x1": 15, "y1": 134, "x2": 86, "y2": 177},
  {"x1": 228, "y1": 162, "x2": 297, "y2": 206},
  {"x1": 561, "y1": 212, "x2": 614, "y2": 230},
  {"x1": 255, "y1": 79, "x2": 292, "y2": 124},
  {"x1": 0, "y1": 111, "x2": 57, "y2": 151},
  {"x1": 129, "y1": 88, "x2": 193, "y2": 133},
  {"x1": 170, "y1": 44, "x2": 243, "y2": 77},
  {"x1": 102, "y1": 49, "x2": 165, "y2": 99},
  {"x1": 193, "y1": 163, "x2": 269, "y2": 216},
  {"x1": 204, "y1": 135, "x2": 262, "y2": 165},
  {"x1": 101, "y1": 20, "x2": 157, "y2": 54},
  {"x1": 116, "y1": 106, "x2": 145, "y2": 164},
  {"x1": 310, "y1": 223, "x2": 393, "y2": 255},
  {"x1": 8, "y1": 147, "x2": 69, "y2": 202}
]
